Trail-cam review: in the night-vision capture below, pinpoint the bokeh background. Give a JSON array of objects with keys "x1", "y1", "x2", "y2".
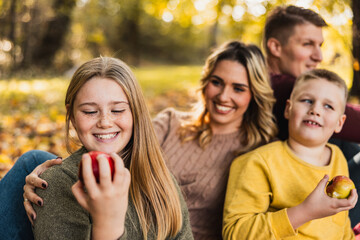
[{"x1": 1, "y1": 0, "x2": 360, "y2": 177}]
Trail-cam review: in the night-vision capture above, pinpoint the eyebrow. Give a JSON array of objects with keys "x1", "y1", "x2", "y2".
[
  {"x1": 211, "y1": 75, "x2": 250, "y2": 88},
  {"x1": 77, "y1": 101, "x2": 129, "y2": 107}
]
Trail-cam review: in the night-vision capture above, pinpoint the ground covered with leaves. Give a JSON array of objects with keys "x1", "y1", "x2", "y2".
[{"x1": 0, "y1": 65, "x2": 200, "y2": 178}]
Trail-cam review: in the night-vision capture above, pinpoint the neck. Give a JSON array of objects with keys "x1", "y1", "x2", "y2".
[
  {"x1": 210, "y1": 122, "x2": 240, "y2": 135},
  {"x1": 286, "y1": 139, "x2": 331, "y2": 167},
  {"x1": 267, "y1": 57, "x2": 281, "y2": 75}
]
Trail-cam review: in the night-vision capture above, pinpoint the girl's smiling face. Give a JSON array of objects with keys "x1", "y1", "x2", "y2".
[
  {"x1": 204, "y1": 60, "x2": 252, "y2": 134},
  {"x1": 71, "y1": 77, "x2": 133, "y2": 154}
]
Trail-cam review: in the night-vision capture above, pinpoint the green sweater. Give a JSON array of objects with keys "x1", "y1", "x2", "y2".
[{"x1": 33, "y1": 147, "x2": 194, "y2": 240}]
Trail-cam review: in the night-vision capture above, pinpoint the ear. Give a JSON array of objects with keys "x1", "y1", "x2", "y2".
[
  {"x1": 334, "y1": 114, "x2": 346, "y2": 133},
  {"x1": 267, "y1": 37, "x2": 282, "y2": 58},
  {"x1": 284, "y1": 99, "x2": 291, "y2": 120}
]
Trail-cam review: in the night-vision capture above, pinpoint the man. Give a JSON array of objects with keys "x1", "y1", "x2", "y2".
[{"x1": 264, "y1": 5, "x2": 360, "y2": 227}]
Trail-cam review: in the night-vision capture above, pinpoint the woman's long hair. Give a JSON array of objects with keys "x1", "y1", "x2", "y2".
[
  {"x1": 65, "y1": 57, "x2": 182, "y2": 239},
  {"x1": 179, "y1": 41, "x2": 278, "y2": 154}
]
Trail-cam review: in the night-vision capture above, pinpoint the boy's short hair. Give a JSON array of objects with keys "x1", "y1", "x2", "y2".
[
  {"x1": 293, "y1": 69, "x2": 348, "y2": 110},
  {"x1": 264, "y1": 5, "x2": 327, "y2": 55}
]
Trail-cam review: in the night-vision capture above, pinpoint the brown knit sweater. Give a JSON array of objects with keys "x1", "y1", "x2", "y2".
[{"x1": 153, "y1": 108, "x2": 243, "y2": 240}]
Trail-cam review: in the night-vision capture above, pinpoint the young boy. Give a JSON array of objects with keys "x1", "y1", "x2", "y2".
[{"x1": 223, "y1": 69, "x2": 358, "y2": 239}]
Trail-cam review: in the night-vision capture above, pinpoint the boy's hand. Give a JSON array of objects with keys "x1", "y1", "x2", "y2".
[{"x1": 288, "y1": 175, "x2": 358, "y2": 230}]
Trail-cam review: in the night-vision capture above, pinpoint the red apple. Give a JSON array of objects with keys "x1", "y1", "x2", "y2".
[
  {"x1": 78, "y1": 151, "x2": 115, "y2": 183},
  {"x1": 326, "y1": 175, "x2": 355, "y2": 199},
  {"x1": 354, "y1": 222, "x2": 360, "y2": 236}
]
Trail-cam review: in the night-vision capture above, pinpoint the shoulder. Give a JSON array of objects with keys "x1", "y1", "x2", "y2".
[
  {"x1": 153, "y1": 107, "x2": 191, "y2": 123},
  {"x1": 232, "y1": 141, "x2": 284, "y2": 168},
  {"x1": 270, "y1": 73, "x2": 296, "y2": 85},
  {"x1": 38, "y1": 148, "x2": 87, "y2": 189}
]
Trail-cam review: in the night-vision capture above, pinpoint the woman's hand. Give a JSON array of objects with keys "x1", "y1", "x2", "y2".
[
  {"x1": 23, "y1": 157, "x2": 63, "y2": 225},
  {"x1": 288, "y1": 174, "x2": 358, "y2": 230},
  {"x1": 72, "y1": 152, "x2": 130, "y2": 240}
]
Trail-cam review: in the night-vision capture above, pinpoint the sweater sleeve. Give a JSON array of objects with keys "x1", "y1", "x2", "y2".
[
  {"x1": 33, "y1": 160, "x2": 91, "y2": 239},
  {"x1": 222, "y1": 152, "x2": 296, "y2": 240},
  {"x1": 152, "y1": 108, "x2": 176, "y2": 145},
  {"x1": 332, "y1": 103, "x2": 360, "y2": 143}
]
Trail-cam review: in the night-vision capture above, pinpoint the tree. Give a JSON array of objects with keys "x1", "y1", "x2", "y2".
[
  {"x1": 30, "y1": 0, "x2": 77, "y2": 68},
  {"x1": 350, "y1": 0, "x2": 360, "y2": 98}
]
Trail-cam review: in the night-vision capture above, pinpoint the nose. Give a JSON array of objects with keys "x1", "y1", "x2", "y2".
[
  {"x1": 312, "y1": 46, "x2": 323, "y2": 63},
  {"x1": 218, "y1": 86, "x2": 231, "y2": 102},
  {"x1": 97, "y1": 112, "x2": 113, "y2": 128},
  {"x1": 308, "y1": 103, "x2": 321, "y2": 116}
]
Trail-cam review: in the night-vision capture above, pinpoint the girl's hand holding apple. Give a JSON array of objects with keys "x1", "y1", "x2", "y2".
[{"x1": 72, "y1": 152, "x2": 131, "y2": 240}]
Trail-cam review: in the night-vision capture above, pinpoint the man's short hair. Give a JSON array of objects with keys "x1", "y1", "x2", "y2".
[{"x1": 264, "y1": 5, "x2": 327, "y2": 55}]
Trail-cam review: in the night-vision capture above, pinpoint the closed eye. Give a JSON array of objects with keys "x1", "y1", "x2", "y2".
[
  {"x1": 83, "y1": 111, "x2": 97, "y2": 115},
  {"x1": 112, "y1": 110, "x2": 126, "y2": 114}
]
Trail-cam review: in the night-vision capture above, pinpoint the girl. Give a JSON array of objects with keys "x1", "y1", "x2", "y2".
[{"x1": 31, "y1": 57, "x2": 193, "y2": 239}]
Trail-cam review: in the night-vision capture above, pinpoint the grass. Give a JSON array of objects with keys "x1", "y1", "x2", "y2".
[{"x1": 0, "y1": 65, "x2": 202, "y2": 178}]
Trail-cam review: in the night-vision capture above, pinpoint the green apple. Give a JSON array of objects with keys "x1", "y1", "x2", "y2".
[{"x1": 326, "y1": 175, "x2": 355, "y2": 199}]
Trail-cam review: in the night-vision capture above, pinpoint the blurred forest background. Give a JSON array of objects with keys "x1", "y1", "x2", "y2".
[{"x1": 1, "y1": 0, "x2": 360, "y2": 177}]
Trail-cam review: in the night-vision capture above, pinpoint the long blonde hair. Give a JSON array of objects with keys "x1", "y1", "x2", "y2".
[
  {"x1": 179, "y1": 41, "x2": 278, "y2": 154},
  {"x1": 65, "y1": 57, "x2": 182, "y2": 239}
]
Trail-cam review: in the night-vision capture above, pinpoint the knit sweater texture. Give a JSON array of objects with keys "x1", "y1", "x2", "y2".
[
  {"x1": 153, "y1": 108, "x2": 243, "y2": 240},
  {"x1": 32, "y1": 147, "x2": 194, "y2": 240},
  {"x1": 223, "y1": 141, "x2": 355, "y2": 240}
]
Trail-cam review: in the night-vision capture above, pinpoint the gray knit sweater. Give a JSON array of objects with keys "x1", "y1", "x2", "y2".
[{"x1": 33, "y1": 147, "x2": 194, "y2": 240}]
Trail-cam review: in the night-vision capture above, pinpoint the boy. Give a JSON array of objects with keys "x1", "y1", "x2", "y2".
[
  {"x1": 223, "y1": 69, "x2": 358, "y2": 239},
  {"x1": 264, "y1": 5, "x2": 360, "y2": 225}
]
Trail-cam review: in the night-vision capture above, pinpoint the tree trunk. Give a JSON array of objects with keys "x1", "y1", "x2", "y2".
[
  {"x1": 350, "y1": 0, "x2": 360, "y2": 99},
  {"x1": 9, "y1": 0, "x2": 17, "y2": 65},
  {"x1": 31, "y1": 0, "x2": 76, "y2": 67},
  {"x1": 122, "y1": 0, "x2": 141, "y2": 66},
  {"x1": 208, "y1": 0, "x2": 223, "y2": 49}
]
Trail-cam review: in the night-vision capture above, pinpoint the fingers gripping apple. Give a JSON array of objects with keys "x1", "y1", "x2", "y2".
[
  {"x1": 78, "y1": 151, "x2": 115, "y2": 183},
  {"x1": 326, "y1": 175, "x2": 355, "y2": 199}
]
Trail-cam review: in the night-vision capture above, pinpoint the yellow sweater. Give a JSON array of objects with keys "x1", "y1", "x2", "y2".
[{"x1": 223, "y1": 141, "x2": 355, "y2": 240}]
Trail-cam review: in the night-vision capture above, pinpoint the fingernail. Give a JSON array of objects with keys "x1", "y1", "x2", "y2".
[
  {"x1": 56, "y1": 156, "x2": 62, "y2": 160},
  {"x1": 42, "y1": 183, "x2": 47, "y2": 189},
  {"x1": 38, "y1": 200, "x2": 43, "y2": 206}
]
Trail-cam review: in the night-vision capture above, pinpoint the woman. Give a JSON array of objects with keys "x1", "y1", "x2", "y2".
[{"x1": 2, "y1": 41, "x2": 277, "y2": 240}]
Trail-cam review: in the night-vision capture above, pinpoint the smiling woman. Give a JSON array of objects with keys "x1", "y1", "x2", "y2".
[{"x1": 204, "y1": 60, "x2": 252, "y2": 134}]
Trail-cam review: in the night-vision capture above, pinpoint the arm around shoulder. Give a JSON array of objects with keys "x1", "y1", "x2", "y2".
[{"x1": 33, "y1": 164, "x2": 91, "y2": 240}]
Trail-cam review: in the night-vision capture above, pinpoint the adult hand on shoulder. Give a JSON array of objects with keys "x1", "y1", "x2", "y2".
[
  {"x1": 23, "y1": 157, "x2": 63, "y2": 225},
  {"x1": 72, "y1": 152, "x2": 130, "y2": 240},
  {"x1": 288, "y1": 175, "x2": 358, "y2": 230}
]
